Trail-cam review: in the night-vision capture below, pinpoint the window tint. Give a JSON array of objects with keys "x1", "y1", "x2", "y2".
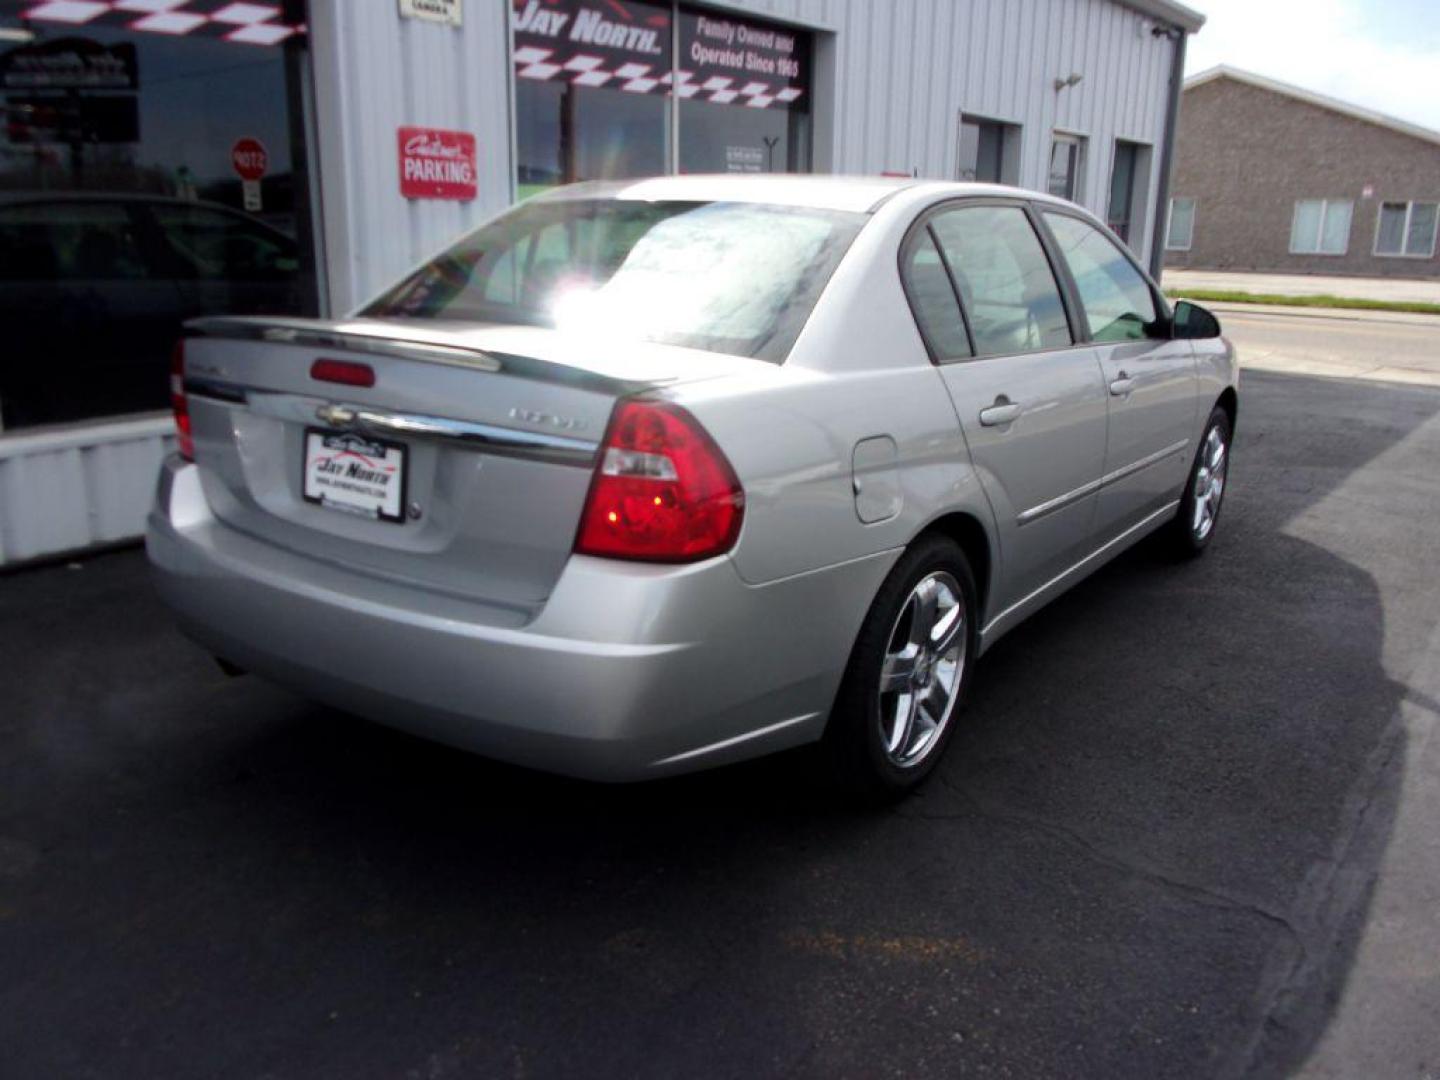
[
  {"x1": 1376, "y1": 201, "x2": 1438, "y2": 258},
  {"x1": 901, "y1": 230, "x2": 971, "y2": 360},
  {"x1": 928, "y1": 205, "x2": 1071, "y2": 357},
  {"x1": 0, "y1": 202, "x2": 148, "y2": 282},
  {"x1": 151, "y1": 205, "x2": 298, "y2": 282},
  {"x1": 1043, "y1": 212, "x2": 1159, "y2": 343},
  {"x1": 364, "y1": 198, "x2": 865, "y2": 363}
]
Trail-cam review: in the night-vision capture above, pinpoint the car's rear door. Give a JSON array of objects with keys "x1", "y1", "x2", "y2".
[
  {"x1": 1037, "y1": 209, "x2": 1197, "y2": 543},
  {"x1": 907, "y1": 200, "x2": 1110, "y2": 618}
]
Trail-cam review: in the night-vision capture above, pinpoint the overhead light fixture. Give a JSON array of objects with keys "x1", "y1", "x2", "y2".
[{"x1": 0, "y1": 26, "x2": 37, "y2": 43}]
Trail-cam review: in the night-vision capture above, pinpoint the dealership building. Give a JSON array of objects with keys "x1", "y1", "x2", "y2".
[{"x1": 0, "y1": 0, "x2": 1203, "y2": 566}]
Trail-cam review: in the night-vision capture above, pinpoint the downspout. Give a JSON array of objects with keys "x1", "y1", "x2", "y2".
[{"x1": 1149, "y1": 24, "x2": 1187, "y2": 281}]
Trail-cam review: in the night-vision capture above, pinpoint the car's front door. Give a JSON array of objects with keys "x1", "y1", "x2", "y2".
[
  {"x1": 908, "y1": 201, "x2": 1110, "y2": 620},
  {"x1": 1038, "y1": 210, "x2": 1198, "y2": 542}
]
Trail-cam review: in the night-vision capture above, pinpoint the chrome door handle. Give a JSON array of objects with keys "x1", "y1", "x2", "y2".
[
  {"x1": 978, "y1": 399, "x2": 1022, "y2": 427},
  {"x1": 1109, "y1": 373, "x2": 1135, "y2": 396}
]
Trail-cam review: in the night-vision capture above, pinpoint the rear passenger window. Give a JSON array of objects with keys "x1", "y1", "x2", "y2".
[
  {"x1": 1042, "y1": 212, "x2": 1160, "y2": 342},
  {"x1": 929, "y1": 206, "x2": 1072, "y2": 357},
  {"x1": 901, "y1": 230, "x2": 971, "y2": 360}
]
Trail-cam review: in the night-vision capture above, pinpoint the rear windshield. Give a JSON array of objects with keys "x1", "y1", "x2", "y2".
[{"x1": 361, "y1": 198, "x2": 866, "y2": 363}]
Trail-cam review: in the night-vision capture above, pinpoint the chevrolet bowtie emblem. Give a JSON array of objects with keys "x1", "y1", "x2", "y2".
[{"x1": 315, "y1": 404, "x2": 357, "y2": 427}]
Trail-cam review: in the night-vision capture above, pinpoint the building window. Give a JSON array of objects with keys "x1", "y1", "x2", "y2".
[
  {"x1": 957, "y1": 115, "x2": 1020, "y2": 185},
  {"x1": 1106, "y1": 140, "x2": 1145, "y2": 244},
  {"x1": 1046, "y1": 133, "x2": 1086, "y2": 202},
  {"x1": 512, "y1": 1, "x2": 813, "y2": 199},
  {"x1": 0, "y1": 3, "x2": 315, "y2": 431},
  {"x1": 1375, "y1": 201, "x2": 1439, "y2": 258},
  {"x1": 1290, "y1": 199, "x2": 1353, "y2": 255},
  {"x1": 1166, "y1": 197, "x2": 1196, "y2": 251}
]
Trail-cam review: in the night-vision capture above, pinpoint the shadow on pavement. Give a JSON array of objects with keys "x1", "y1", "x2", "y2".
[{"x1": 3, "y1": 371, "x2": 1439, "y2": 1078}]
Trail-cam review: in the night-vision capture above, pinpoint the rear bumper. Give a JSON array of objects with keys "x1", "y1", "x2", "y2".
[{"x1": 145, "y1": 457, "x2": 895, "y2": 781}]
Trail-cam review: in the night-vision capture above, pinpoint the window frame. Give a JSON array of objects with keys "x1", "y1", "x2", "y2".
[
  {"x1": 1289, "y1": 198, "x2": 1353, "y2": 256},
  {"x1": 897, "y1": 195, "x2": 1090, "y2": 366},
  {"x1": 1372, "y1": 200, "x2": 1440, "y2": 259},
  {"x1": 1032, "y1": 202, "x2": 1172, "y2": 345},
  {"x1": 955, "y1": 111, "x2": 1022, "y2": 185},
  {"x1": 1165, "y1": 196, "x2": 1196, "y2": 252},
  {"x1": 1047, "y1": 132, "x2": 1087, "y2": 202}
]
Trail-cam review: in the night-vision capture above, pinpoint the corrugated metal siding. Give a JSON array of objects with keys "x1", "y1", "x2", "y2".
[
  {"x1": 309, "y1": 0, "x2": 516, "y2": 313},
  {"x1": 0, "y1": 418, "x2": 173, "y2": 566},
  {"x1": 312, "y1": 0, "x2": 1180, "y2": 311}
]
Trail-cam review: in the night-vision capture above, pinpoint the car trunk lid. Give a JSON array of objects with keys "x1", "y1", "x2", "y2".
[{"x1": 180, "y1": 315, "x2": 751, "y2": 615}]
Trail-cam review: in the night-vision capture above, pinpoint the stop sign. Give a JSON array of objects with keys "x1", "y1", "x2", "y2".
[{"x1": 231, "y1": 137, "x2": 268, "y2": 181}]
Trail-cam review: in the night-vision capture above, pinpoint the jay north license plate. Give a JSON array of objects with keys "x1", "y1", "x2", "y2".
[{"x1": 303, "y1": 429, "x2": 407, "y2": 523}]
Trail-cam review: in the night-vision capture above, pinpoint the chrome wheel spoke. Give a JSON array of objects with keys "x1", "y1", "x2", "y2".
[
  {"x1": 887, "y1": 691, "x2": 918, "y2": 755},
  {"x1": 907, "y1": 579, "x2": 939, "y2": 647},
  {"x1": 879, "y1": 650, "x2": 918, "y2": 694},
  {"x1": 931, "y1": 602, "x2": 963, "y2": 654}
]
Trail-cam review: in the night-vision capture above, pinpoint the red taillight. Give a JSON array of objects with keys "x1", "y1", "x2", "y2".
[
  {"x1": 575, "y1": 400, "x2": 744, "y2": 563},
  {"x1": 170, "y1": 340, "x2": 193, "y2": 461},
  {"x1": 310, "y1": 358, "x2": 375, "y2": 387}
]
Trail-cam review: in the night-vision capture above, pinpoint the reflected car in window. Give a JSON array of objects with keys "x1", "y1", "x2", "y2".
[
  {"x1": 0, "y1": 193, "x2": 302, "y2": 428},
  {"x1": 147, "y1": 176, "x2": 1238, "y2": 799}
]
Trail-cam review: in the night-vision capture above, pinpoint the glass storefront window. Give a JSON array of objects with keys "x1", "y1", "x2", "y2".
[
  {"x1": 0, "y1": 1, "x2": 315, "y2": 430},
  {"x1": 513, "y1": 1, "x2": 813, "y2": 197},
  {"x1": 676, "y1": 8, "x2": 810, "y2": 175}
]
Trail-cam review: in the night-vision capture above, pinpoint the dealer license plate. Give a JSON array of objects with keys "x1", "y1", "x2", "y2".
[{"x1": 302, "y1": 428, "x2": 407, "y2": 524}]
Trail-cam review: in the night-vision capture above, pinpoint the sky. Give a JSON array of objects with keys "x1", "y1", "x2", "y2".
[{"x1": 1184, "y1": 0, "x2": 1440, "y2": 132}]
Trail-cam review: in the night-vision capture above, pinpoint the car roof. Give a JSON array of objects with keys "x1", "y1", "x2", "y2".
[{"x1": 530, "y1": 174, "x2": 1074, "y2": 215}]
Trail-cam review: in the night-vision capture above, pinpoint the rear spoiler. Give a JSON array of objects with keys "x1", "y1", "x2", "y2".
[{"x1": 184, "y1": 315, "x2": 667, "y2": 397}]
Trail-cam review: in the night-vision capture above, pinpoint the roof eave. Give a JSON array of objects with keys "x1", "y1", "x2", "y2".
[{"x1": 1121, "y1": 0, "x2": 1205, "y2": 33}]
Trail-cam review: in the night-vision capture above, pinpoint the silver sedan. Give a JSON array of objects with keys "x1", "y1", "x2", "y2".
[{"x1": 147, "y1": 175, "x2": 1237, "y2": 797}]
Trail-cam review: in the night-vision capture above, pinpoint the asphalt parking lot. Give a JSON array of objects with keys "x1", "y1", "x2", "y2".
[{"x1": 4, "y1": 364, "x2": 1440, "y2": 1078}]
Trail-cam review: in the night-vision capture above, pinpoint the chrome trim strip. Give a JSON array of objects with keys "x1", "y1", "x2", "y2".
[
  {"x1": 184, "y1": 376, "x2": 246, "y2": 404},
  {"x1": 347, "y1": 407, "x2": 598, "y2": 466},
  {"x1": 650, "y1": 712, "x2": 823, "y2": 768},
  {"x1": 1017, "y1": 438, "x2": 1189, "y2": 525},
  {"x1": 184, "y1": 379, "x2": 599, "y2": 467},
  {"x1": 982, "y1": 500, "x2": 1181, "y2": 638}
]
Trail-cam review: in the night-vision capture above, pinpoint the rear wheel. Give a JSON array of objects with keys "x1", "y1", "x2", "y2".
[
  {"x1": 1172, "y1": 406, "x2": 1231, "y2": 556},
  {"x1": 824, "y1": 535, "x2": 978, "y2": 800}
]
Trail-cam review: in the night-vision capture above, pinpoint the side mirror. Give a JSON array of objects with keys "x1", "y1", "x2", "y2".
[{"x1": 1171, "y1": 299, "x2": 1222, "y2": 340}]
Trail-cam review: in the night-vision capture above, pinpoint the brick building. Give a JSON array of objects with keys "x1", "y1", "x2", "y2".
[{"x1": 1163, "y1": 66, "x2": 1440, "y2": 278}]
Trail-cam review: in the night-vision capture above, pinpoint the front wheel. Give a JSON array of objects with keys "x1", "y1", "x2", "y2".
[
  {"x1": 1172, "y1": 405, "x2": 1231, "y2": 556},
  {"x1": 824, "y1": 535, "x2": 978, "y2": 801}
]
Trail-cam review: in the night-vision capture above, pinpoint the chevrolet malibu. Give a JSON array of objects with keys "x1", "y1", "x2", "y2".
[{"x1": 147, "y1": 175, "x2": 1237, "y2": 797}]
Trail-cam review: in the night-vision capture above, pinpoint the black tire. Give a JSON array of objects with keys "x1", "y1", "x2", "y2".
[
  {"x1": 1171, "y1": 405, "x2": 1232, "y2": 557},
  {"x1": 823, "y1": 534, "x2": 979, "y2": 802}
]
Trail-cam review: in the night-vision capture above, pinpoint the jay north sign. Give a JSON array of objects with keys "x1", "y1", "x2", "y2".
[
  {"x1": 513, "y1": 0, "x2": 669, "y2": 59},
  {"x1": 512, "y1": 0, "x2": 806, "y2": 109}
]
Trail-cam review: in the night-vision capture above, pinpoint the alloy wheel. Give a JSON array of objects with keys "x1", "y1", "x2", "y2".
[
  {"x1": 1191, "y1": 425, "x2": 1227, "y2": 541},
  {"x1": 877, "y1": 571, "x2": 967, "y2": 768}
]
